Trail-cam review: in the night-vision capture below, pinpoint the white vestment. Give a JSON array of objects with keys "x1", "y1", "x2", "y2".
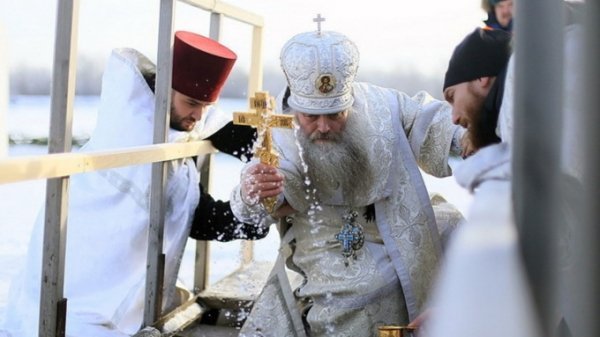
[
  {"x1": 2, "y1": 48, "x2": 229, "y2": 337},
  {"x1": 231, "y1": 83, "x2": 463, "y2": 337},
  {"x1": 425, "y1": 143, "x2": 543, "y2": 337}
]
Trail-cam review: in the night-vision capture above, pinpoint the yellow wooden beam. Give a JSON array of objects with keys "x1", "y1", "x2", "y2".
[{"x1": 0, "y1": 141, "x2": 215, "y2": 184}]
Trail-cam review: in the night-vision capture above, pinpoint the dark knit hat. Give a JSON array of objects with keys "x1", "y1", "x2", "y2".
[
  {"x1": 172, "y1": 31, "x2": 237, "y2": 102},
  {"x1": 443, "y1": 27, "x2": 512, "y2": 91}
]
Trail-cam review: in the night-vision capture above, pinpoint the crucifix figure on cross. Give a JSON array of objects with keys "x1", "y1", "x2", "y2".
[
  {"x1": 313, "y1": 13, "x2": 326, "y2": 34},
  {"x1": 233, "y1": 91, "x2": 294, "y2": 212}
]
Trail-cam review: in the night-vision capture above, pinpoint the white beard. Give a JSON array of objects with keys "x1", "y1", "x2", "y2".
[{"x1": 297, "y1": 111, "x2": 375, "y2": 204}]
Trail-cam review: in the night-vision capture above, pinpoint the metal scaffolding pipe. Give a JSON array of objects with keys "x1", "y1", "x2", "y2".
[
  {"x1": 512, "y1": 0, "x2": 564, "y2": 334},
  {"x1": 575, "y1": 1, "x2": 600, "y2": 336}
]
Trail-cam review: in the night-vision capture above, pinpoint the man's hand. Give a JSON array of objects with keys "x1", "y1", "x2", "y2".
[
  {"x1": 460, "y1": 130, "x2": 477, "y2": 158},
  {"x1": 240, "y1": 163, "x2": 285, "y2": 206},
  {"x1": 407, "y1": 308, "x2": 434, "y2": 335}
]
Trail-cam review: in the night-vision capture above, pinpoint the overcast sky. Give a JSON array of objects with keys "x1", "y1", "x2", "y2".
[{"x1": 0, "y1": 0, "x2": 485, "y2": 78}]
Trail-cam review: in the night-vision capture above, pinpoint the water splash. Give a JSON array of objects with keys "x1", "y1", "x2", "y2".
[{"x1": 292, "y1": 123, "x2": 323, "y2": 233}]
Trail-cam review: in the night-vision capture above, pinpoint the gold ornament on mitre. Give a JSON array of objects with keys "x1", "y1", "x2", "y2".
[{"x1": 233, "y1": 91, "x2": 294, "y2": 213}]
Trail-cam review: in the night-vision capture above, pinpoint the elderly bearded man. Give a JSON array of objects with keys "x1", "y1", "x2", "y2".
[{"x1": 229, "y1": 25, "x2": 466, "y2": 336}]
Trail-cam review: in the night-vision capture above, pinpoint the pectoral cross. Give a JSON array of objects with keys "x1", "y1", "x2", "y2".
[
  {"x1": 335, "y1": 211, "x2": 364, "y2": 266},
  {"x1": 233, "y1": 91, "x2": 294, "y2": 212}
]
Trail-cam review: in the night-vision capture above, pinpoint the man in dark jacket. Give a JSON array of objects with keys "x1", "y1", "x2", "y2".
[{"x1": 481, "y1": 0, "x2": 514, "y2": 32}]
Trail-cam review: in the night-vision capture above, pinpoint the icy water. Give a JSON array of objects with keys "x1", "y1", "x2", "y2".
[{"x1": 0, "y1": 96, "x2": 472, "y2": 320}]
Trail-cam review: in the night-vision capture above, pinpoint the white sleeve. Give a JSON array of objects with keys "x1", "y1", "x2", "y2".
[{"x1": 496, "y1": 56, "x2": 515, "y2": 145}]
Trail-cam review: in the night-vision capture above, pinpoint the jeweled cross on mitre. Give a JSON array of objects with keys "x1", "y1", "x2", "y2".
[{"x1": 233, "y1": 91, "x2": 294, "y2": 212}]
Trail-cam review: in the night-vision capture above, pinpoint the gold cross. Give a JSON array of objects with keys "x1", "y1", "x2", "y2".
[{"x1": 233, "y1": 91, "x2": 294, "y2": 212}]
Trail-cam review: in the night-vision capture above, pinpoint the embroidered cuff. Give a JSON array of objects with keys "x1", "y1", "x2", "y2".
[{"x1": 230, "y1": 184, "x2": 269, "y2": 223}]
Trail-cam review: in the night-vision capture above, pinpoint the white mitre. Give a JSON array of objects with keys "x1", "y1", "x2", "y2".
[{"x1": 280, "y1": 29, "x2": 359, "y2": 114}]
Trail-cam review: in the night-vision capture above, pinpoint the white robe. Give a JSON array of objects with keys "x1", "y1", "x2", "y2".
[
  {"x1": 424, "y1": 143, "x2": 542, "y2": 337},
  {"x1": 231, "y1": 83, "x2": 463, "y2": 337},
  {"x1": 2, "y1": 48, "x2": 229, "y2": 337}
]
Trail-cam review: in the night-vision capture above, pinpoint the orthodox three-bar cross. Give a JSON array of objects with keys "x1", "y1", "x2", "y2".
[
  {"x1": 313, "y1": 13, "x2": 325, "y2": 34},
  {"x1": 233, "y1": 91, "x2": 294, "y2": 212}
]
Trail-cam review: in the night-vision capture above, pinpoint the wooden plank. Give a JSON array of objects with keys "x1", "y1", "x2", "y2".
[
  {"x1": 0, "y1": 141, "x2": 215, "y2": 184},
  {"x1": 181, "y1": 323, "x2": 239, "y2": 337},
  {"x1": 198, "y1": 261, "x2": 273, "y2": 309},
  {"x1": 41, "y1": 178, "x2": 70, "y2": 337},
  {"x1": 194, "y1": 155, "x2": 213, "y2": 292},
  {"x1": 179, "y1": 0, "x2": 264, "y2": 27},
  {"x1": 194, "y1": 240, "x2": 210, "y2": 292},
  {"x1": 154, "y1": 294, "x2": 204, "y2": 334},
  {"x1": 209, "y1": 12, "x2": 222, "y2": 40},
  {"x1": 145, "y1": 0, "x2": 175, "y2": 326},
  {"x1": 39, "y1": 0, "x2": 79, "y2": 336},
  {"x1": 187, "y1": 10, "x2": 225, "y2": 296},
  {"x1": 247, "y1": 26, "x2": 264, "y2": 96}
]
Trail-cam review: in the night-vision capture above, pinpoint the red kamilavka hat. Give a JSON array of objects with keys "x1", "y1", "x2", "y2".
[{"x1": 172, "y1": 31, "x2": 237, "y2": 103}]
